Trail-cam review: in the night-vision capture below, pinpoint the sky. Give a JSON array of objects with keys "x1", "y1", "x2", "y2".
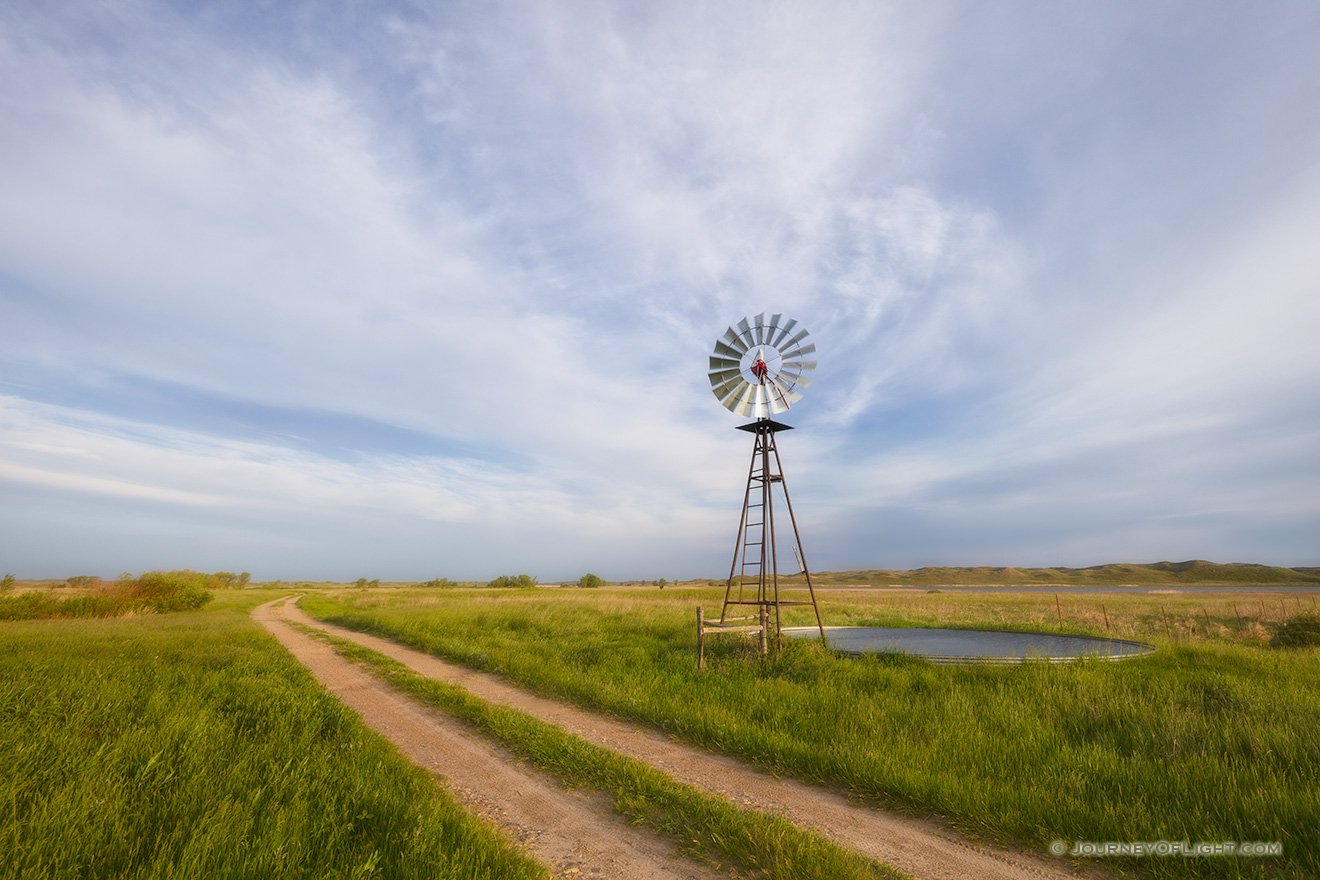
[{"x1": 2, "y1": 1, "x2": 1318, "y2": 583}]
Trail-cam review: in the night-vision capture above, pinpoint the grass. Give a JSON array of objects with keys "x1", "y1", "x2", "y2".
[
  {"x1": 301, "y1": 587, "x2": 1320, "y2": 880},
  {"x1": 0, "y1": 593, "x2": 548, "y2": 880},
  {"x1": 296, "y1": 621, "x2": 902, "y2": 880}
]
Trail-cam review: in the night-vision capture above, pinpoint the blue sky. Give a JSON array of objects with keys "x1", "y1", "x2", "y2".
[{"x1": 2, "y1": 1, "x2": 1318, "y2": 582}]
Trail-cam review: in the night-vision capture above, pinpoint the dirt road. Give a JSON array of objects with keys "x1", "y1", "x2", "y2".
[{"x1": 256, "y1": 597, "x2": 1108, "y2": 880}]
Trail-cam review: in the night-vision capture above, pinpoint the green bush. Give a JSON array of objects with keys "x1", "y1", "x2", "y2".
[
  {"x1": 1272, "y1": 612, "x2": 1320, "y2": 648},
  {"x1": 487, "y1": 574, "x2": 538, "y2": 589},
  {"x1": 577, "y1": 573, "x2": 602, "y2": 589},
  {"x1": 1, "y1": 573, "x2": 14, "y2": 592}
]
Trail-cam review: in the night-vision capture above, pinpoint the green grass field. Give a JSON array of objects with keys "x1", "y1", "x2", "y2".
[
  {"x1": 0, "y1": 591, "x2": 547, "y2": 880},
  {"x1": 302, "y1": 586, "x2": 1320, "y2": 880}
]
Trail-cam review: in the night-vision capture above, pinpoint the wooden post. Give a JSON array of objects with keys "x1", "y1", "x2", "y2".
[
  {"x1": 1161, "y1": 605, "x2": 1172, "y2": 639},
  {"x1": 1202, "y1": 606, "x2": 1212, "y2": 635},
  {"x1": 697, "y1": 607, "x2": 705, "y2": 670},
  {"x1": 1280, "y1": 598, "x2": 1288, "y2": 619},
  {"x1": 1233, "y1": 602, "x2": 1241, "y2": 621},
  {"x1": 759, "y1": 604, "x2": 768, "y2": 656},
  {"x1": 1055, "y1": 593, "x2": 1063, "y2": 627},
  {"x1": 1102, "y1": 603, "x2": 1110, "y2": 632}
]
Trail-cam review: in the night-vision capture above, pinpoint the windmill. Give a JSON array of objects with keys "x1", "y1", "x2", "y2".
[{"x1": 704, "y1": 313, "x2": 825, "y2": 656}]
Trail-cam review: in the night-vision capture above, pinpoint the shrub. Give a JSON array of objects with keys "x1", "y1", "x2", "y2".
[
  {"x1": 578, "y1": 573, "x2": 602, "y2": 589},
  {"x1": 1272, "y1": 612, "x2": 1320, "y2": 648},
  {"x1": 126, "y1": 571, "x2": 214, "y2": 613},
  {"x1": 421, "y1": 578, "x2": 455, "y2": 588},
  {"x1": 1, "y1": 573, "x2": 15, "y2": 592},
  {"x1": 487, "y1": 574, "x2": 538, "y2": 589}
]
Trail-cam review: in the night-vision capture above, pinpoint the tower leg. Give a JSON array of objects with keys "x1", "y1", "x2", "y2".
[{"x1": 720, "y1": 419, "x2": 824, "y2": 651}]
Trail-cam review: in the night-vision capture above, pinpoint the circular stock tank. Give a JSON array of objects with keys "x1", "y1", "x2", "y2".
[{"x1": 782, "y1": 626, "x2": 1155, "y2": 664}]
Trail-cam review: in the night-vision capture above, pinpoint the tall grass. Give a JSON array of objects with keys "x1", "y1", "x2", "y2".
[
  {"x1": 0, "y1": 602, "x2": 547, "y2": 880},
  {"x1": 302, "y1": 588, "x2": 1320, "y2": 880},
  {"x1": 0, "y1": 570, "x2": 213, "y2": 620}
]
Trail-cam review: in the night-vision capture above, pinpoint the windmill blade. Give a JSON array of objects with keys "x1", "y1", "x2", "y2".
[
  {"x1": 718, "y1": 378, "x2": 751, "y2": 410},
  {"x1": 784, "y1": 328, "x2": 811, "y2": 348},
  {"x1": 732, "y1": 382, "x2": 759, "y2": 415},
  {"x1": 782, "y1": 359, "x2": 818, "y2": 374},
  {"x1": 721, "y1": 327, "x2": 748, "y2": 354},
  {"x1": 708, "y1": 367, "x2": 740, "y2": 388},
  {"x1": 711, "y1": 374, "x2": 744, "y2": 400},
  {"x1": 771, "y1": 375, "x2": 804, "y2": 404},
  {"x1": 739, "y1": 384, "x2": 769, "y2": 418},
  {"x1": 713, "y1": 340, "x2": 743, "y2": 360},
  {"x1": 774, "y1": 364, "x2": 813, "y2": 390},
  {"x1": 769, "y1": 317, "x2": 797, "y2": 348},
  {"x1": 709, "y1": 355, "x2": 740, "y2": 372},
  {"x1": 767, "y1": 376, "x2": 794, "y2": 414},
  {"x1": 752, "y1": 313, "x2": 767, "y2": 344},
  {"x1": 781, "y1": 341, "x2": 817, "y2": 361}
]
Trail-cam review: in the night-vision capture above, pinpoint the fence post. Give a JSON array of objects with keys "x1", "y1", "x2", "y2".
[{"x1": 697, "y1": 607, "x2": 705, "y2": 670}]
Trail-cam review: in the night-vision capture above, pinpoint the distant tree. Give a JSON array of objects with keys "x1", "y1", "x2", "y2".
[
  {"x1": 1, "y1": 573, "x2": 15, "y2": 592},
  {"x1": 238, "y1": 572, "x2": 251, "y2": 587},
  {"x1": 65, "y1": 575, "x2": 101, "y2": 589},
  {"x1": 421, "y1": 577, "x2": 454, "y2": 588},
  {"x1": 652, "y1": 578, "x2": 667, "y2": 589},
  {"x1": 354, "y1": 578, "x2": 381, "y2": 589},
  {"x1": 578, "y1": 573, "x2": 602, "y2": 589}
]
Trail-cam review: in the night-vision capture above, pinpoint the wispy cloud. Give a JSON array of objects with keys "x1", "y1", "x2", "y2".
[{"x1": 2, "y1": 1, "x2": 1317, "y2": 578}]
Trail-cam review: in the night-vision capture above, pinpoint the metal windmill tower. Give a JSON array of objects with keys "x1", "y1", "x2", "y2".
[{"x1": 702, "y1": 314, "x2": 825, "y2": 656}]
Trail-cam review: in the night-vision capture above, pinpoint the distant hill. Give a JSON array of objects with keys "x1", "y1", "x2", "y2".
[{"x1": 768, "y1": 561, "x2": 1320, "y2": 587}]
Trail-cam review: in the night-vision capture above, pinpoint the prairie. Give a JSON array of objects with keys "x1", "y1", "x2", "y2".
[{"x1": 302, "y1": 585, "x2": 1320, "y2": 880}]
